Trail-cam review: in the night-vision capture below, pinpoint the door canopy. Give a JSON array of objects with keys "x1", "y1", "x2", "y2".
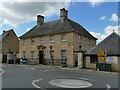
[{"x1": 37, "y1": 45, "x2": 46, "y2": 51}]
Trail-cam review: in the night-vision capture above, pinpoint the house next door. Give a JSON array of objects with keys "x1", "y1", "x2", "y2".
[{"x1": 39, "y1": 51, "x2": 44, "y2": 64}]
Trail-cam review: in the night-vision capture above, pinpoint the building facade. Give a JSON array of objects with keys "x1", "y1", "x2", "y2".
[
  {"x1": 85, "y1": 32, "x2": 120, "y2": 72},
  {"x1": 0, "y1": 29, "x2": 19, "y2": 63},
  {"x1": 19, "y1": 8, "x2": 97, "y2": 67}
]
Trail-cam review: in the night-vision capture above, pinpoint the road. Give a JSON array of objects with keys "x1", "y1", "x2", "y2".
[{"x1": 1, "y1": 64, "x2": 119, "y2": 90}]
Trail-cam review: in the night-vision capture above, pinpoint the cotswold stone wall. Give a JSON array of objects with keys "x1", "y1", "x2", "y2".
[
  {"x1": 85, "y1": 56, "x2": 96, "y2": 69},
  {"x1": 19, "y1": 32, "x2": 74, "y2": 67},
  {"x1": 2, "y1": 31, "x2": 19, "y2": 55}
]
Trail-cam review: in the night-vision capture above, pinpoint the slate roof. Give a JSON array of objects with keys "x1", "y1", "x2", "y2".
[
  {"x1": 19, "y1": 19, "x2": 97, "y2": 40},
  {"x1": 86, "y1": 32, "x2": 120, "y2": 55},
  {"x1": 0, "y1": 29, "x2": 13, "y2": 41}
]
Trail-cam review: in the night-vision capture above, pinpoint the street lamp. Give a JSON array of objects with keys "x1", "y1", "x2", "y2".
[{"x1": 50, "y1": 45, "x2": 54, "y2": 65}]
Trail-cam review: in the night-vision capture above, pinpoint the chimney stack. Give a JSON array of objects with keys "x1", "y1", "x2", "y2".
[
  {"x1": 60, "y1": 8, "x2": 68, "y2": 22},
  {"x1": 3, "y1": 30, "x2": 5, "y2": 33},
  {"x1": 37, "y1": 15, "x2": 44, "y2": 26}
]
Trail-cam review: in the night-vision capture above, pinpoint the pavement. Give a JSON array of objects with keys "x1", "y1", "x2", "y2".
[
  {"x1": 1, "y1": 64, "x2": 119, "y2": 89},
  {"x1": 10, "y1": 64, "x2": 118, "y2": 75}
]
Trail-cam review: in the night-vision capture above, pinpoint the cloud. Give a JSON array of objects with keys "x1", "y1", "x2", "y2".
[
  {"x1": 105, "y1": 25, "x2": 119, "y2": 35},
  {"x1": 87, "y1": 0, "x2": 119, "y2": 7},
  {"x1": 109, "y1": 13, "x2": 118, "y2": 22},
  {"x1": 0, "y1": 1, "x2": 71, "y2": 27},
  {"x1": 0, "y1": 19, "x2": 3, "y2": 35},
  {"x1": 0, "y1": 0, "x2": 118, "y2": 28},
  {"x1": 88, "y1": 0, "x2": 105, "y2": 7},
  {"x1": 90, "y1": 31, "x2": 106, "y2": 43},
  {"x1": 90, "y1": 25, "x2": 119, "y2": 44},
  {"x1": 99, "y1": 16, "x2": 106, "y2": 20}
]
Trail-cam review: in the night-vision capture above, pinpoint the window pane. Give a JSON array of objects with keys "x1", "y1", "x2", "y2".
[
  {"x1": 50, "y1": 50, "x2": 54, "y2": 57},
  {"x1": 84, "y1": 37, "x2": 86, "y2": 43},
  {"x1": 61, "y1": 50, "x2": 66, "y2": 59},
  {"x1": 31, "y1": 51, "x2": 34, "y2": 60},
  {"x1": 50, "y1": 50, "x2": 54, "y2": 63},
  {"x1": 79, "y1": 35, "x2": 81, "y2": 42},
  {"x1": 50, "y1": 35, "x2": 54, "y2": 42},
  {"x1": 22, "y1": 51, "x2": 26, "y2": 58},
  {"x1": 40, "y1": 37, "x2": 44, "y2": 44},
  {"x1": 90, "y1": 55, "x2": 97, "y2": 63},
  {"x1": 61, "y1": 34, "x2": 66, "y2": 41},
  {"x1": 23, "y1": 39, "x2": 27, "y2": 45},
  {"x1": 31, "y1": 38, "x2": 34, "y2": 44},
  {"x1": 88, "y1": 38, "x2": 90, "y2": 44}
]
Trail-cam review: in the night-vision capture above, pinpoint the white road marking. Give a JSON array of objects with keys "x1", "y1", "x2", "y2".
[
  {"x1": 0, "y1": 70, "x2": 5, "y2": 75},
  {"x1": 29, "y1": 68, "x2": 35, "y2": 70},
  {"x1": 41, "y1": 70, "x2": 48, "y2": 72},
  {"x1": 49, "y1": 79, "x2": 92, "y2": 88},
  {"x1": 80, "y1": 78, "x2": 95, "y2": 81},
  {"x1": 32, "y1": 78, "x2": 47, "y2": 90},
  {"x1": 106, "y1": 84, "x2": 111, "y2": 90}
]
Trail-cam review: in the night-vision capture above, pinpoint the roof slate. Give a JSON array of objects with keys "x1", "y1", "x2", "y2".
[
  {"x1": 19, "y1": 19, "x2": 97, "y2": 40},
  {"x1": 86, "y1": 32, "x2": 120, "y2": 55}
]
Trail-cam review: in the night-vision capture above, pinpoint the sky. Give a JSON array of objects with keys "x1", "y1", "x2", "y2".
[{"x1": 0, "y1": 0, "x2": 119, "y2": 44}]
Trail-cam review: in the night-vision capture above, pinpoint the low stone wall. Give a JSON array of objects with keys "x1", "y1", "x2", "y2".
[
  {"x1": 85, "y1": 56, "x2": 119, "y2": 72},
  {"x1": 111, "y1": 64, "x2": 118, "y2": 72}
]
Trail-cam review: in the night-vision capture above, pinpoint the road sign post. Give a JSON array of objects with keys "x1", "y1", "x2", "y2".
[{"x1": 97, "y1": 50, "x2": 106, "y2": 71}]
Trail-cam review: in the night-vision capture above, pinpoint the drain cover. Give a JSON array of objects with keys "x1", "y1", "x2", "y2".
[{"x1": 49, "y1": 79, "x2": 92, "y2": 88}]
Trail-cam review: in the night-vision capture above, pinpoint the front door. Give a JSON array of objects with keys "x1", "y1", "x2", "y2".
[{"x1": 39, "y1": 51, "x2": 44, "y2": 64}]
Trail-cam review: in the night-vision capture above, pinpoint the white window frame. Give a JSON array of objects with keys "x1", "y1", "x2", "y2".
[
  {"x1": 40, "y1": 36, "x2": 44, "y2": 44},
  {"x1": 50, "y1": 50, "x2": 54, "y2": 59},
  {"x1": 50, "y1": 35, "x2": 54, "y2": 43},
  {"x1": 79, "y1": 35, "x2": 81, "y2": 42},
  {"x1": 23, "y1": 38, "x2": 27, "y2": 45},
  {"x1": 84, "y1": 37, "x2": 86, "y2": 44},
  {"x1": 31, "y1": 37, "x2": 35, "y2": 44},
  {"x1": 61, "y1": 34, "x2": 66, "y2": 42},
  {"x1": 30, "y1": 51, "x2": 34, "y2": 61},
  {"x1": 61, "y1": 50, "x2": 66, "y2": 60},
  {"x1": 88, "y1": 38, "x2": 90, "y2": 45},
  {"x1": 22, "y1": 51, "x2": 26, "y2": 58}
]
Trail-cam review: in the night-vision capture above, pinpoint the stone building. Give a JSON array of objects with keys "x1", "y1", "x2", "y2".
[
  {"x1": 85, "y1": 32, "x2": 120, "y2": 71},
  {"x1": 0, "y1": 29, "x2": 19, "y2": 63},
  {"x1": 19, "y1": 8, "x2": 97, "y2": 67}
]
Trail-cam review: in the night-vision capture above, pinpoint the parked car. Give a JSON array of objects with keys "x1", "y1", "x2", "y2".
[{"x1": 20, "y1": 58, "x2": 27, "y2": 64}]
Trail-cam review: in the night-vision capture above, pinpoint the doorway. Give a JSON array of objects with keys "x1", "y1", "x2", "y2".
[
  {"x1": 39, "y1": 51, "x2": 44, "y2": 64},
  {"x1": 2, "y1": 55, "x2": 7, "y2": 63}
]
